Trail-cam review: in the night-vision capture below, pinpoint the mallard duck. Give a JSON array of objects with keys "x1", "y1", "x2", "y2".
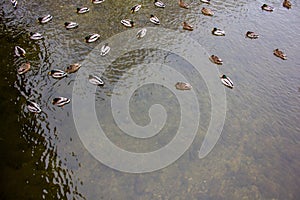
[
  {"x1": 11, "y1": 0, "x2": 17, "y2": 8},
  {"x1": 15, "y1": 46, "x2": 26, "y2": 57},
  {"x1": 89, "y1": 75, "x2": 104, "y2": 86},
  {"x1": 100, "y1": 43, "x2": 110, "y2": 56},
  {"x1": 92, "y1": 0, "x2": 105, "y2": 4},
  {"x1": 131, "y1": 4, "x2": 141, "y2": 13},
  {"x1": 121, "y1": 19, "x2": 134, "y2": 28},
  {"x1": 136, "y1": 28, "x2": 147, "y2": 39},
  {"x1": 52, "y1": 97, "x2": 70, "y2": 107},
  {"x1": 273, "y1": 49, "x2": 287, "y2": 60},
  {"x1": 212, "y1": 28, "x2": 225, "y2": 36},
  {"x1": 77, "y1": 7, "x2": 90, "y2": 14},
  {"x1": 220, "y1": 75, "x2": 234, "y2": 89},
  {"x1": 246, "y1": 31, "x2": 259, "y2": 39},
  {"x1": 175, "y1": 82, "x2": 192, "y2": 90},
  {"x1": 201, "y1": 7, "x2": 214, "y2": 16},
  {"x1": 38, "y1": 14, "x2": 53, "y2": 24},
  {"x1": 48, "y1": 69, "x2": 67, "y2": 79},
  {"x1": 65, "y1": 63, "x2": 81, "y2": 74},
  {"x1": 283, "y1": 0, "x2": 291, "y2": 9},
  {"x1": 261, "y1": 4, "x2": 274, "y2": 12},
  {"x1": 154, "y1": 0, "x2": 165, "y2": 8},
  {"x1": 18, "y1": 62, "x2": 31, "y2": 75},
  {"x1": 200, "y1": 0, "x2": 210, "y2": 4},
  {"x1": 183, "y1": 22, "x2": 193, "y2": 31},
  {"x1": 27, "y1": 101, "x2": 41, "y2": 113},
  {"x1": 85, "y1": 33, "x2": 100, "y2": 43},
  {"x1": 30, "y1": 32, "x2": 43, "y2": 40},
  {"x1": 150, "y1": 15, "x2": 160, "y2": 25},
  {"x1": 209, "y1": 55, "x2": 223, "y2": 65},
  {"x1": 64, "y1": 22, "x2": 79, "y2": 30},
  {"x1": 179, "y1": 0, "x2": 189, "y2": 9}
]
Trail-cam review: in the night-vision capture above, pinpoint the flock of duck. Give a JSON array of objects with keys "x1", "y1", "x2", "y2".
[{"x1": 12, "y1": 0, "x2": 292, "y2": 113}]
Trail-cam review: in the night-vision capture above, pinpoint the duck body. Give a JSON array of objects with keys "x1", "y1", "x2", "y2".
[
  {"x1": 200, "y1": 0, "x2": 210, "y2": 4},
  {"x1": 52, "y1": 97, "x2": 70, "y2": 107},
  {"x1": 30, "y1": 32, "x2": 44, "y2": 40},
  {"x1": 131, "y1": 4, "x2": 141, "y2": 13},
  {"x1": 220, "y1": 75, "x2": 234, "y2": 89},
  {"x1": 136, "y1": 28, "x2": 147, "y2": 38},
  {"x1": 77, "y1": 7, "x2": 90, "y2": 14},
  {"x1": 38, "y1": 14, "x2": 53, "y2": 24},
  {"x1": 183, "y1": 22, "x2": 193, "y2": 31},
  {"x1": 246, "y1": 31, "x2": 259, "y2": 39},
  {"x1": 210, "y1": 55, "x2": 223, "y2": 65},
  {"x1": 85, "y1": 33, "x2": 100, "y2": 43},
  {"x1": 65, "y1": 22, "x2": 79, "y2": 30},
  {"x1": 11, "y1": 0, "x2": 17, "y2": 8},
  {"x1": 89, "y1": 75, "x2": 104, "y2": 86},
  {"x1": 261, "y1": 4, "x2": 274, "y2": 11},
  {"x1": 179, "y1": 0, "x2": 189, "y2": 9},
  {"x1": 18, "y1": 62, "x2": 31, "y2": 75},
  {"x1": 92, "y1": 0, "x2": 105, "y2": 4},
  {"x1": 154, "y1": 0, "x2": 165, "y2": 8},
  {"x1": 201, "y1": 7, "x2": 214, "y2": 16},
  {"x1": 49, "y1": 69, "x2": 67, "y2": 79},
  {"x1": 15, "y1": 46, "x2": 26, "y2": 57},
  {"x1": 175, "y1": 82, "x2": 192, "y2": 90},
  {"x1": 283, "y1": 0, "x2": 291, "y2": 9},
  {"x1": 273, "y1": 49, "x2": 287, "y2": 60},
  {"x1": 100, "y1": 43, "x2": 110, "y2": 56},
  {"x1": 121, "y1": 19, "x2": 134, "y2": 27},
  {"x1": 150, "y1": 15, "x2": 160, "y2": 25},
  {"x1": 212, "y1": 28, "x2": 225, "y2": 36},
  {"x1": 65, "y1": 63, "x2": 81, "y2": 73},
  {"x1": 27, "y1": 101, "x2": 41, "y2": 113}
]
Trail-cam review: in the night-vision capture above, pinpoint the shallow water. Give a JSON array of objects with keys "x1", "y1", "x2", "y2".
[{"x1": 0, "y1": 0, "x2": 300, "y2": 199}]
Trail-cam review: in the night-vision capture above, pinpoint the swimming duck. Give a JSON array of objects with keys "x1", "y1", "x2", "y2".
[
  {"x1": 38, "y1": 14, "x2": 53, "y2": 24},
  {"x1": 154, "y1": 0, "x2": 165, "y2": 8},
  {"x1": 11, "y1": 0, "x2": 17, "y2": 8},
  {"x1": 136, "y1": 28, "x2": 147, "y2": 39},
  {"x1": 92, "y1": 0, "x2": 105, "y2": 4},
  {"x1": 27, "y1": 101, "x2": 41, "y2": 113},
  {"x1": 30, "y1": 32, "x2": 43, "y2": 40},
  {"x1": 64, "y1": 22, "x2": 79, "y2": 30},
  {"x1": 220, "y1": 75, "x2": 234, "y2": 89},
  {"x1": 131, "y1": 4, "x2": 141, "y2": 13},
  {"x1": 52, "y1": 97, "x2": 70, "y2": 107},
  {"x1": 183, "y1": 22, "x2": 193, "y2": 31},
  {"x1": 121, "y1": 19, "x2": 134, "y2": 28},
  {"x1": 18, "y1": 62, "x2": 31, "y2": 75},
  {"x1": 65, "y1": 63, "x2": 81, "y2": 74},
  {"x1": 85, "y1": 33, "x2": 100, "y2": 43},
  {"x1": 89, "y1": 75, "x2": 104, "y2": 86},
  {"x1": 212, "y1": 28, "x2": 225, "y2": 36},
  {"x1": 100, "y1": 43, "x2": 110, "y2": 56},
  {"x1": 283, "y1": 0, "x2": 291, "y2": 9},
  {"x1": 48, "y1": 69, "x2": 67, "y2": 79},
  {"x1": 200, "y1": 0, "x2": 210, "y2": 4},
  {"x1": 273, "y1": 49, "x2": 287, "y2": 60},
  {"x1": 261, "y1": 4, "x2": 274, "y2": 12},
  {"x1": 175, "y1": 82, "x2": 192, "y2": 90},
  {"x1": 209, "y1": 55, "x2": 223, "y2": 65},
  {"x1": 201, "y1": 7, "x2": 214, "y2": 16},
  {"x1": 150, "y1": 15, "x2": 160, "y2": 25},
  {"x1": 77, "y1": 7, "x2": 90, "y2": 14},
  {"x1": 246, "y1": 31, "x2": 259, "y2": 39},
  {"x1": 179, "y1": 0, "x2": 189, "y2": 9},
  {"x1": 15, "y1": 46, "x2": 26, "y2": 57}
]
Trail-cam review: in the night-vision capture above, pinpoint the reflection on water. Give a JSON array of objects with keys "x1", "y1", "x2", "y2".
[{"x1": 0, "y1": 0, "x2": 299, "y2": 199}]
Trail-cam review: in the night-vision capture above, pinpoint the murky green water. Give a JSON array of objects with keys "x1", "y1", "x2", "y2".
[{"x1": 1, "y1": 0, "x2": 299, "y2": 199}]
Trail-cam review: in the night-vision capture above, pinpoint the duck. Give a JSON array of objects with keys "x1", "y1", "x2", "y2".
[
  {"x1": 89, "y1": 75, "x2": 104, "y2": 86},
  {"x1": 154, "y1": 0, "x2": 165, "y2": 8},
  {"x1": 246, "y1": 31, "x2": 259, "y2": 39},
  {"x1": 38, "y1": 14, "x2": 53, "y2": 24},
  {"x1": 200, "y1": 0, "x2": 210, "y2": 4},
  {"x1": 175, "y1": 82, "x2": 192, "y2": 90},
  {"x1": 77, "y1": 7, "x2": 90, "y2": 14},
  {"x1": 261, "y1": 4, "x2": 274, "y2": 12},
  {"x1": 220, "y1": 75, "x2": 234, "y2": 89},
  {"x1": 131, "y1": 4, "x2": 141, "y2": 13},
  {"x1": 15, "y1": 46, "x2": 26, "y2": 57},
  {"x1": 85, "y1": 33, "x2": 100, "y2": 43},
  {"x1": 150, "y1": 15, "x2": 160, "y2": 25},
  {"x1": 64, "y1": 22, "x2": 79, "y2": 30},
  {"x1": 30, "y1": 32, "x2": 44, "y2": 40},
  {"x1": 209, "y1": 55, "x2": 223, "y2": 65},
  {"x1": 100, "y1": 43, "x2": 110, "y2": 56},
  {"x1": 201, "y1": 7, "x2": 214, "y2": 16},
  {"x1": 179, "y1": 0, "x2": 189, "y2": 9},
  {"x1": 18, "y1": 62, "x2": 31, "y2": 75},
  {"x1": 52, "y1": 97, "x2": 70, "y2": 107},
  {"x1": 92, "y1": 0, "x2": 105, "y2": 4},
  {"x1": 11, "y1": 0, "x2": 17, "y2": 8},
  {"x1": 212, "y1": 28, "x2": 225, "y2": 36},
  {"x1": 283, "y1": 0, "x2": 291, "y2": 9},
  {"x1": 182, "y1": 22, "x2": 193, "y2": 31},
  {"x1": 48, "y1": 69, "x2": 67, "y2": 79},
  {"x1": 27, "y1": 101, "x2": 41, "y2": 113},
  {"x1": 273, "y1": 49, "x2": 287, "y2": 60},
  {"x1": 121, "y1": 19, "x2": 134, "y2": 28},
  {"x1": 65, "y1": 63, "x2": 81, "y2": 74},
  {"x1": 136, "y1": 28, "x2": 147, "y2": 39}
]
